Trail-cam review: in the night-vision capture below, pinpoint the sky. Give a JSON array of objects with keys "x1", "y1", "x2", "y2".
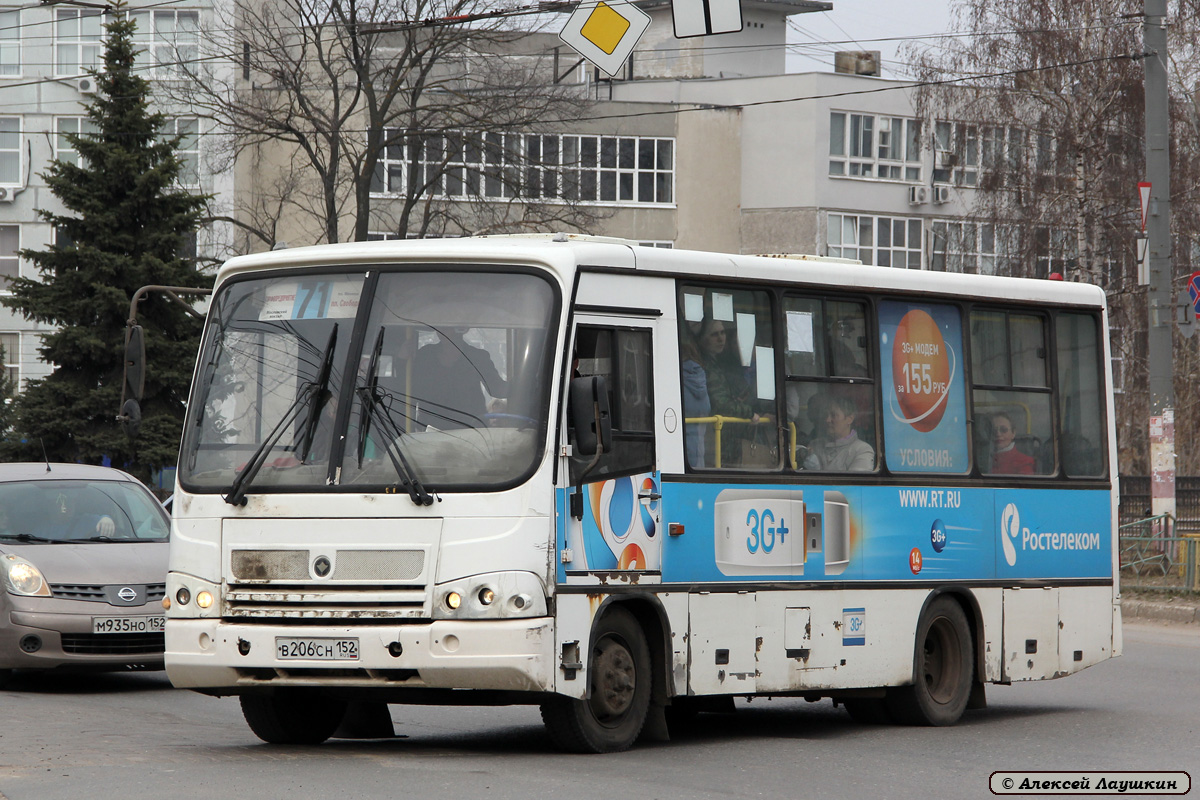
[{"x1": 786, "y1": 0, "x2": 958, "y2": 78}]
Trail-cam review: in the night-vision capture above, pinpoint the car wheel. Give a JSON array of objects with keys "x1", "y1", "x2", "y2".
[
  {"x1": 886, "y1": 595, "x2": 973, "y2": 726},
  {"x1": 540, "y1": 606, "x2": 651, "y2": 753},
  {"x1": 240, "y1": 689, "x2": 348, "y2": 744}
]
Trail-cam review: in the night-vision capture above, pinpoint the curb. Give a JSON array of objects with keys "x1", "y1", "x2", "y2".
[{"x1": 1122, "y1": 598, "x2": 1200, "y2": 624}]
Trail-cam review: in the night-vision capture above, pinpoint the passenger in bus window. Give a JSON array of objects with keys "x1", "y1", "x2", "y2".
[
  {"x1": 697, "y1": 317, "x2": 764, "y2": 468},
  {"x1": 697, "y1": 318, "x2": 760, "y2": 423},
  {"x1": 412, "y1": 326, "x2": 507, "y2": 430},
  {"x1": 989, "y1": 412, "x2": 1034, "y2": 474},
  {"x1": 680, "y1": 326, "x2": 710, "y2": 467},
  {"x1": 803, "y1": 394, "x2": 874, "y2": 471}
]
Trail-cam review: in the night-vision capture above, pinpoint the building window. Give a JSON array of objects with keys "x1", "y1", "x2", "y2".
[
  {"x1": 638, "y1": 241, "x2": 673, "y2": 248},
  {"x1": 933, "y1": 121, "x2": 980, "y2": 186},
  {"x1": 829, "y1": 112, "x2": 921, "y2": 181},
  {"x1": 827, "y1": 213, "x2": 922, "y2": 268},
  {"x1": 0, "y1": 117, "x2": 19, "y2": 185},
  {"x1": 55, "y1": 117, "x2": 98, "y2": 167},
  {"x1": 932, "y1": 221, "x2": 1022, "y2": 276},
  {"x1": 371, "y1": 131, "x2": 675, "y2": 206},
  {"x1": 55, "y1": 8, "x2": 103, "y2": 76},
  {"x1": 0, "y1": 224, "x2": 17, "y2": 285},
  {"x1": 0, "y1": 9, "x2": 20, "y2": 77},
  {"x1": 130, "y1": 9, "x2": 198, "y2": 78},
  {"x1": 0, "y1": 331, "x2": 17, "y2": 391},
  {"x1": 160, "y1": 117, "x2": 200, "y2": 186}
]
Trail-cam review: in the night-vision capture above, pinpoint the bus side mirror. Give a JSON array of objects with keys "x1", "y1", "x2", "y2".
[
  {"x1": 119, "y1": 324, "x2": 145, "y2": 439},
  {"x1": 123, "y1": 324, "x2": 145, "y2": 403},
  {"x1": 570, "y1": 376, "x2": 611, "y2": 457}
]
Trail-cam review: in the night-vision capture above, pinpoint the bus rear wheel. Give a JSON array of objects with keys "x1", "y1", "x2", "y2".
[
  {"x1": 540, "y1": 606, "x2": 651, "y2": 753},
  {"x1": 886, "y1": 596, "x2": 973, "y2": 726},
  {"x1": 240, "y1": 689, "x2": 348, "y2": 744}
]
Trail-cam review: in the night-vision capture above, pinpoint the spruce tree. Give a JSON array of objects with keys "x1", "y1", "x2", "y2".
[{"x1": 0, "y1": 4, "x2": 209, "y2": 479}]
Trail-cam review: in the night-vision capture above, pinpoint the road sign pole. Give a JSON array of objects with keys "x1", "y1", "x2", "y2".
[{"x1": 1144, "y1": 0, "x2": 1175, "y2": 524}]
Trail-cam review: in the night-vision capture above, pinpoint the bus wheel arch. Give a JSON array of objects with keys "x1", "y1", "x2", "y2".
[
  {"x1": 886, "y1": 592, "x2": 974, "y2": 726},
  {"x1": 540, "y1": 604, "x2": 652, "y2": 752}
]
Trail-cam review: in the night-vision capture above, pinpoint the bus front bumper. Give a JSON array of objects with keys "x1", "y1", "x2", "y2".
[{"x1": 165, "y1": 617, "x2": 556, "y2": 694}]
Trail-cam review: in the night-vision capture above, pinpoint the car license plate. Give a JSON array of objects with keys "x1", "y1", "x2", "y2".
[
  {"x1": 275, "y1": 637, "x2": 360, "y2": 661},
  {"x1": 92, "y1": 616, "x2": 166, "y2": 634}
]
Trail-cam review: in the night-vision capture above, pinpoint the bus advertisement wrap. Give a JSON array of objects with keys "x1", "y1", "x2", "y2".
[{"x1": 878, "y1": 301, "x2": 970, "y2": 474}]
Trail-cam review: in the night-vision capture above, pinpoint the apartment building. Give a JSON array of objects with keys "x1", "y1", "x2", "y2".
[{"x1": 0, "y1": 1, "x2": 230, "y2": 393}]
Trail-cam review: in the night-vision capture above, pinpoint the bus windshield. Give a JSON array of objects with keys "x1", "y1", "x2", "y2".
[{"x1": 179, "y1": 267, "x2": 559, "y2": 494}]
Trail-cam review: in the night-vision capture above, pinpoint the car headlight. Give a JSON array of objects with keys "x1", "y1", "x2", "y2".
[
  {"x1": 434, "y1": 571, "x2": 547, "y2": 620},
  {"x1": 3, "y1": 554, "x2": 51, "y2": 597}
]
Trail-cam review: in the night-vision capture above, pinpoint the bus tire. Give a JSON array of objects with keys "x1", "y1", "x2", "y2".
[
  {"x1": 240, "y1": 689, "x2": 348, "y2": 745},
  {"x1": 540, "y1": 606, "x2": 651, "y2": 753},
  {"x1": 886, "y1": 596, "x2": 973, "y2": 726}
]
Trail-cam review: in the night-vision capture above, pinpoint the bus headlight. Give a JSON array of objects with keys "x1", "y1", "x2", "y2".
[
  {"x1": 434, "y1": 572, "x2": 547, "y2": 620},
  {"x1": 3, "y1": 555, "x2": 50, "y2": 597},
  {"x1": 166, "y1": 573, "x2": 220, "y2": 618}
]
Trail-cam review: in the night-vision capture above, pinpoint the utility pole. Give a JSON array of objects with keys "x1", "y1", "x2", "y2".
[{"x1": 1143, "y1": 0, "x2": 1174, "y2": 525}]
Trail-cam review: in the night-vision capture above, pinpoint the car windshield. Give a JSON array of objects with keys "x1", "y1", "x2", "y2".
[
  {"x1": 180, "y1": 267, "x2": 560, "y2": 494},
  {"x1": 0, "y1": 479, "x2": 170, "y2": 542}
]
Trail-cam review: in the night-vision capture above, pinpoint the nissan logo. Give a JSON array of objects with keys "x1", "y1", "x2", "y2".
[
  {"x1": 117, "y1": 586, "x2": 138, "y2": 602},
  {"x1": 313, "y1": 556, "x2": 332, "y2": 578}
]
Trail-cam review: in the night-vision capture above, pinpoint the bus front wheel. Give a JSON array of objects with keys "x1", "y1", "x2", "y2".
[
  {"x1": 886, "y1": 596, "x2": 973, "y2": 726},
  {"x1": 240, "y1": 689, "x2": 348, "y2": 744},
  {"x1": 540, "y1": 606, "x2": 651, "y2": 753}
]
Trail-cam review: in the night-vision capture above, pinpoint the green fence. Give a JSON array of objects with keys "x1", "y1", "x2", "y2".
[{"x1": 1118, "y1": 513, "x2": 1200, "y2": 592}]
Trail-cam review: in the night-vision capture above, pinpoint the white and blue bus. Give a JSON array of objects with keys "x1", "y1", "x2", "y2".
[{"x1": 162, "y1": 235, "x2": 1119, "y2": 752}]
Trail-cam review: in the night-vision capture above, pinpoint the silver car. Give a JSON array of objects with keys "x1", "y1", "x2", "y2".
[{"x1": 0, "y1": 463, "x2": 170, "y2": 687}]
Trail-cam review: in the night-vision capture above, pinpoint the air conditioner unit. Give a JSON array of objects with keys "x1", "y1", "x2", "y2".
[
  {"x1": 934, "y1": 149, "x2": 957, "y2": 170},
  {"x1": 932, "y1": 186, "x2": 952, "y2": 205},
  {"x1": 908, "y1": 186, "x2": 928, "y2": 205},
  {"x1": 75, "y1": 76, "x2": 99, "y2": 95},
  {"x1": 0, "y1": 187, "x2": 14, "y2": 203}
]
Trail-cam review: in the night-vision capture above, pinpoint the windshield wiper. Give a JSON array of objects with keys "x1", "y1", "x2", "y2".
[
  {"x1": 356, "y1": 328, "x2": 432, "y2": 506},
  {"x1": 0, "y1": 533, "x2": 71, "y2": 544},
  {"x1": 224, "y1": 324, "x2": 338, "y2": 506}
]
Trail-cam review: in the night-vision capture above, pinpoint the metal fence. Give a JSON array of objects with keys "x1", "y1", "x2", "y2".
[
  {"x1": 1118, "y1": 476, "x2": 1200, "y2": 534},
  {"x1": 1117, "y1": 514, "x2": 1200, "y2": 592}
]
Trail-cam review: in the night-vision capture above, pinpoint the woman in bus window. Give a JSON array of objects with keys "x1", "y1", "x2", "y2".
[
  {"x1": 803, "y1": 394, "x2": 874, "y2": 471},
  {"x1": 989, "y1": 412, "x2": 1034, "y2": 474},
  {"x1": 697, "y1": 317, "x2": 762, "y2": 467}
]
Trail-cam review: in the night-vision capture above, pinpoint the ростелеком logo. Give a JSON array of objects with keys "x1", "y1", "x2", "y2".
[{"x1": 1001, "y1": 502, "x2": 1023, "y2": 566}]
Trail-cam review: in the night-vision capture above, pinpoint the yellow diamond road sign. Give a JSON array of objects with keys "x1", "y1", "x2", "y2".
[{"x1": 560, "y1": 0, "x2": 651, "y2": 77}]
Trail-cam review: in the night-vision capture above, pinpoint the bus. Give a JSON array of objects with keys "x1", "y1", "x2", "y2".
[{"x1": 160, "y1": 235, "x2": 1120, "y2": 753}]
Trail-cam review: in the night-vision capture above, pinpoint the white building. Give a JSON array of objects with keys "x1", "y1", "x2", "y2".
[{"x1": 0, "y1": 1, "x2": 231, "y2": 393}]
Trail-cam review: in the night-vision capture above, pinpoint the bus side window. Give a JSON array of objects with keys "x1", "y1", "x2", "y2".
[
  {"x1": 568, "y1": 326, "x2": 655, "y2": 483},
  {"x1": 784, "y1": 296, "x2": 875, "y2": 473},
  {"x1": 970, "y1": 310, "x2": 1053, "y2": 476},
  {"x1": 1056, "y1": 313, "x2": 1106, "y2": 477},
  {"x1": 679, "y1": 286, "x2": 778, "y2": 471}
]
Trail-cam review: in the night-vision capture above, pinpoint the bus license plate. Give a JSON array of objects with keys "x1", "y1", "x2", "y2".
[
  {"x1": 92, "y1": 616, "x2": 166, "y2": 634},
  {"x1": 275, "y1": 637, "x2": 360, "y2": 661}
]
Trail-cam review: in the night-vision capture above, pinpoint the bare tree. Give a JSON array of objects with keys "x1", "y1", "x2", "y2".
[
  {"x1": 181, "y1": 0, "x2": 604, "y2": 246},
  {"x1": 904, "y1": 0, "x2": 1200, "y2": 474}
]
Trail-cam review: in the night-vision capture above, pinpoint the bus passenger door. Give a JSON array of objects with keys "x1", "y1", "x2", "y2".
[{"x1": 562, "y1": 318, "x2": 662, "y2": 580}]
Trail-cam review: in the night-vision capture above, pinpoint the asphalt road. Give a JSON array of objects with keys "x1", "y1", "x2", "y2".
[{"x1": 1, "y1": 621, "x2": 1196, "y2": 800}]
